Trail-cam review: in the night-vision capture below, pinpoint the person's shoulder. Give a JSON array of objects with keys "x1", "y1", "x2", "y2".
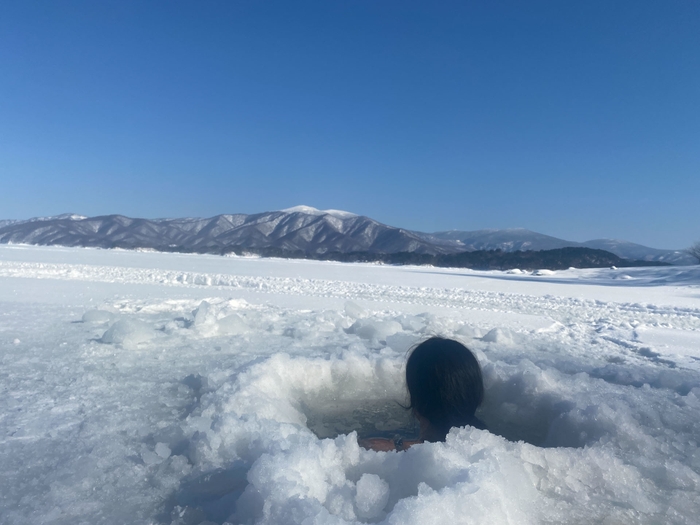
[
  {"x1": 358, "y1": 437, "x2": 423, "y2": 451},
  {"x1": 358, "y1": 437, "x2": 395, "y2": 452}
]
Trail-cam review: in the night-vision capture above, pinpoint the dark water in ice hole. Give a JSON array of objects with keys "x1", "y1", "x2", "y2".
[
  {"x1": 302, "y1": 400, "x2": 533, "y2": 443},
  {"x1": 304, "y1": 400, "x2": 580, "y2": 448},
  {"x1": 304, "y1": 400, "x2": 420, "y2": 440}
]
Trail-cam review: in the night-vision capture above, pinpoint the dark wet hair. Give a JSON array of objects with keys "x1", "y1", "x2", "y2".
[{"x1": 406, "y1": 337, "x2": 484, "y2": 441}]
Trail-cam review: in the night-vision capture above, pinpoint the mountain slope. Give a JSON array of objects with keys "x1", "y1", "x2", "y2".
[
  {"x1": 0, "y1": 207, "x2": 691, "y2": 264},
  {"x1": 581, "y1": 239, "x2": 692, "y2": 265},
  {"x1": 429, "y1": 229, "x2": 693, "y2": 265},
  {"x1": 0, "y1": 208, "x2": 457, "y2": 256},
  {"x1": 427, "y1": 228, "x2": 575, "y2": 252}
]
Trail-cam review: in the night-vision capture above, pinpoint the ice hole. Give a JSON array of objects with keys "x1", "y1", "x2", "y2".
[
  {"x1": 303, "y1": 399, "x2": 419, "y2": 440},
  {"x1": 298, "y1": 369, "x2": 588, "y2": 448},
  {"x1": 231, "y1": 354, "x2": 592, "y2": 449},
  {"x1": 302, "y1": 391, "x2": 585, "y2": 449}
]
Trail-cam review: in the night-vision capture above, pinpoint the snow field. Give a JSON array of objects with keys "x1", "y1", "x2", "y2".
[{"x1": 1, "y1": 246, "x2": 699, "y2": 524}]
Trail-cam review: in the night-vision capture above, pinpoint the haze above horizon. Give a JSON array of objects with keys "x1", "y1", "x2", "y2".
[{"x1": 1, "y1": 1, "x2": 698, "y2": 250}]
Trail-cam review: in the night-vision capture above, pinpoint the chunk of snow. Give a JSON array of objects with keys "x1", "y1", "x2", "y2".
[
  {"x1": 355, "y1": 473, "x2": 390, "y2": 519},
  {"x1": 385, "y1": 332, "x2": 419, "y2": 353},
  {"x1": 217, "y1": 313, "x2": 249, "y2": 335},
  {"x1": 456, "y1": 325, "x2": 481, "y2": 338},
  {"x1": 344, "y1": 301, "x2": 368, "y2": 320},
  {"x1": 155, "y1": 442, "x2": 172, "y2": 459},
  {"x1": 347, "y1": 318, "x2": 403, "y2": 342},
  {"x1": 482, "y1": 327, "x2": 514, "y2": 344},
  {"x1": 82, "y1": 309, "x2": 115, "y2": 325},
  {"x1": 101, "y1": 319, "x2": 155, "y2": 347},
  {"x1": 395, "y1": 314, "x2": 425, "y2": 331},
  {"x1": 192, "y1": 300, "x2": 215, "y2": 327}
]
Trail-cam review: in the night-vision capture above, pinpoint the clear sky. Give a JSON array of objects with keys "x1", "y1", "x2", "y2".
[{"x1": 1, "y1": 1, "x2": 698, "y2": 249}]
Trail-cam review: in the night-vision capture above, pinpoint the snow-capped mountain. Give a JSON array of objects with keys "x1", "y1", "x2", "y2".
[
  {"x1": 0, "y1": 207, "x2": 457, "y2": 256},
  {"x1": 0, "y1": 207, "x2": 692, "y2": 264},
  {"x1": 0, "y1": 219, "x2": 19, "y2": 229}
]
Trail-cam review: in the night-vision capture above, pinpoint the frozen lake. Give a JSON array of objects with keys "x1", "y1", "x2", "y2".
[{"x1": 1, "y1": 244, "x2": 699, "y2": 524}]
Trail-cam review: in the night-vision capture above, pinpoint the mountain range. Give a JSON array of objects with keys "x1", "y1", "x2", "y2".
[
  {"x1": 0, "y1": 205, "x2": 693, "y2": 265},
  {"x1": 424, "y1": 229, "x2": 693, "y2": 265}
]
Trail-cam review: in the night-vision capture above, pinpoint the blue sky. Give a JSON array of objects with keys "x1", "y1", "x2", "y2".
[{"x1": 1, "y1": 1, "x2": 698, "y2": 249}]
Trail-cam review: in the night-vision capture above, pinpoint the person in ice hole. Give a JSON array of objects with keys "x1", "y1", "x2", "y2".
[{"x1": 359, "y1": 337, "x2": 485, "y2": 452}]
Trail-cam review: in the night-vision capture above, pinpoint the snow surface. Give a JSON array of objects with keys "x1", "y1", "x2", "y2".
[{"x1": 1, "y1": 244, "x2": 699, "y2": 524}]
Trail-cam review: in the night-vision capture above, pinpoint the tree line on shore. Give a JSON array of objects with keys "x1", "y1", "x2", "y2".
[{"x1": 156, "y1": 245, "x2": 666, "y2": 270}]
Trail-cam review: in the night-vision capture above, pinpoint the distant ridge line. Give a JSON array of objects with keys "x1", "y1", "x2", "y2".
[{"x1": 0, "y1": 207, "x2": 693, "y2": 265}]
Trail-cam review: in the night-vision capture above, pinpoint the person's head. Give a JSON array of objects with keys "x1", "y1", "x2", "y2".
[{"x1": 406, "y1": 337, "x2": 484, "y2": 442}]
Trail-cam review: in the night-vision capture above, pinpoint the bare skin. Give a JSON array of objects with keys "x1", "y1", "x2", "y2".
[{"x1": 357, "y1": 437, "x2": 422, "y2": 452}]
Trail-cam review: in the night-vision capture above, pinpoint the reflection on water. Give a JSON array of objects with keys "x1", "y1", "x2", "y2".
[{"x1": 304, "y1": 399, "x2": 420, "y2": 440}]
